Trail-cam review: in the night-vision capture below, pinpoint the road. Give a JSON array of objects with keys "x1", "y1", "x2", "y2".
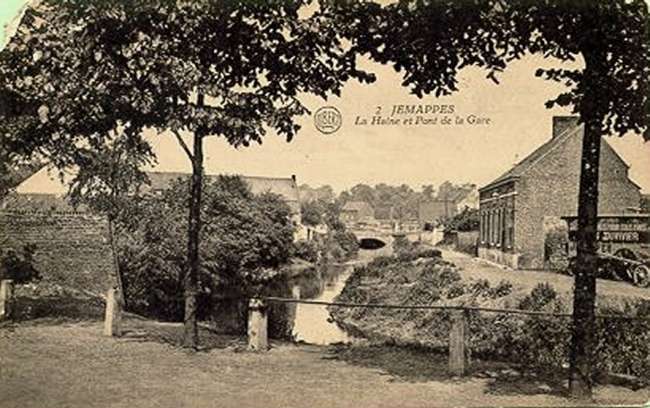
[{"x1": 440, "y1": 249, "x2": 650, "y2": 301}]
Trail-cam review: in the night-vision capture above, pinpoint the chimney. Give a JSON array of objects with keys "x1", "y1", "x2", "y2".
[{"x1": 552, "y1": 116, "x2": 580, "y2": 139}]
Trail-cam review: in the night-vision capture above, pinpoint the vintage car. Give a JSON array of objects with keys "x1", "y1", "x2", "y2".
[{"x1": 563, "y1": 214, "x2": 650, "y2": 288}]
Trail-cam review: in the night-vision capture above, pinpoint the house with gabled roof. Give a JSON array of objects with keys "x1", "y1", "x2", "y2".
[
  {"x1": 145, "y1": 171, "x2": 302, "y2": 215},
  {"x1": 340, "y1": 201, "x2": 375, "y2": 227},
  {"x1": 478, "y1": 116, "x2": 642, "y2": 269}
]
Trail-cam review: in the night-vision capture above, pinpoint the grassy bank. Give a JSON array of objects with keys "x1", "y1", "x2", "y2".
[{"x1": 330, "y1": 253, "x2": 650, "y2": 380}]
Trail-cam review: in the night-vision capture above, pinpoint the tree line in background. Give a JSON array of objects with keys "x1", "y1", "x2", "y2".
[{"x1": 299, "y1": 181, "x2": 476, "y2": 222}]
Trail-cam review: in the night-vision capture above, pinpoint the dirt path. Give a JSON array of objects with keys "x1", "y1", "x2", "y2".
[
  {"x1": 440, "y1": 249, "x2": 650, "y2": 301},
  {"x1": 0, "y1": 318, "x2": 648, "y2": 408}
]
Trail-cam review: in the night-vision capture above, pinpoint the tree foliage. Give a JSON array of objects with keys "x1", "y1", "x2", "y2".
[
  {"x1": 300, "y1": 199, "x2": 325, "y2": 227},
  {"x1": 339, "y1": 0, "x2": 649, "y2": 140},
  {"x1": 444, "y1": 207, "x2": 480, "y2": 232},
  {"x1": 116, "y1": 175, "x2": 295, "y2": 320},
  {"x1": 0, "y1": 0, "x2": 377, "y2": 347},
  {"x1": 2, "y1": 0, "x2": 647, "y2": 387}
]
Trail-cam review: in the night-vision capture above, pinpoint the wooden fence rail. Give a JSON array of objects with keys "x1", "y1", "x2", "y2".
[{"x1": 251, "y1": 296, "x2": 650, "y2": 376}]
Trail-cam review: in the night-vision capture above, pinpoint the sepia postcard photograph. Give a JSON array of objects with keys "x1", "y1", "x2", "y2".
[{"x1": 0, "y1": 0, "x2": 649, "y2": 407}]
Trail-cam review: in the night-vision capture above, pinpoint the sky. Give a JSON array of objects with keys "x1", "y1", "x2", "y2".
[
  {"x1": 0, "y1": 0, "x2": 25, "y2": 45},
  {"x1": 2, "y1": 1, "x2": 649, "y2": 194}
]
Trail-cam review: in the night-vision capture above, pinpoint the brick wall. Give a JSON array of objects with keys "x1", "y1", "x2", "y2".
[
  {"x1": 514, "y1": 133, "x2": 640, "y2": 269},
  {"x1": 0, "y1": 210, "x2": 119, "y2": 295}
]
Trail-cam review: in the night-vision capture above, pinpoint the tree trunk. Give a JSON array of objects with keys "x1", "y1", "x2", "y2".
[
  {"x1": 183, "y1": 127, "x2": 204, "y2": 349},
  {"x1": 568, "y1": 113, "x2": 602, "y2": 399}
]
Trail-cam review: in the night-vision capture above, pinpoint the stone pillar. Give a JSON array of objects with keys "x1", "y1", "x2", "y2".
[
  {"x1": 0, "y1": 279, "x2": 14, "y2": 321},
  {"x1": 103, "y1": 287, "x2": 122, "y2": 337},
  {"x1": 248, "y1": 299, "x2": 268, "y2": 351},
  {"x1": 449, "y1": 309, "x2": 470, "y2": 376}
]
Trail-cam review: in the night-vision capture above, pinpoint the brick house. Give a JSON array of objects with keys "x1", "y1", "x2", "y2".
[
  {"x1": 340, "y1": 201, "x2": 375, "y2": 227},
  {"x1": 418, "y1": 186, "x2": 477, "y2": 231},
  {"x1": 418, "y1": 200, "x2": 456, "y2": 229},
  {"x1": 478, "y1": 116, "x2": 642, "y2": 269}
]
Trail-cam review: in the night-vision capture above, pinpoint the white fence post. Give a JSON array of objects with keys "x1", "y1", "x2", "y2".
[
  {"x1": 449, "y1": 308, "x2": 470, "y2": 376},
  {"x1": 248, "y1": 298, "x2": 268, "y2": 351},
  {"x1": 0, "y1": 279, "x2": 14, "y2": 321},
  {"x1": 292, "y1": 285, "x2": 301, "y2": 300},
  {"x1": 103, "y1": 287, "x2": 122, "y2": 337}
]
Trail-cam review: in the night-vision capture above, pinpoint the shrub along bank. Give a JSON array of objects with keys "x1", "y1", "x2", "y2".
[{"x1": 330, "y1": 254, "x2": 650, "y2": 380}]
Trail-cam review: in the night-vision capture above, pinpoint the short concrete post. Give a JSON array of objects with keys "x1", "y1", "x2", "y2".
[
  {"x1": 449, "y1": 308, "x2": 470, "y2": 376},
  {"x1": 248, "y1": 298, "x2": 268, "y2": 351},
  {"x1": 103, "y1": 287, "x2": 122, "y2": 337},
  {"x1": 292, "y1": 285, "x2": 301, "y2": 300},
  {"x1": 0, "y1": 279, "x2": 14, "y2": 321}
]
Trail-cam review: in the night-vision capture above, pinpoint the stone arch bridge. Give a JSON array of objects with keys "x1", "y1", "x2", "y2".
[{"x1": 348, "y1": 228, "x2": 422, "y2": 253}]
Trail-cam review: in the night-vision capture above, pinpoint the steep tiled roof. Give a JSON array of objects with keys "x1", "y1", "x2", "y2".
[
  {"x1": 0, "y1": 193, "x2": 85, "y2": 212},
  {"x1": 241, "y1": 176, "x2": 299, "y2": 203},
  {"x1": 480, "y1": 125, "x2": 583, "y2": 192},
  {"x1": 341, "y1": 201, "x2": 373, "y2": 212},
  {"x1": 144, "y1": 171, "x2": 300, "y2": 204}
]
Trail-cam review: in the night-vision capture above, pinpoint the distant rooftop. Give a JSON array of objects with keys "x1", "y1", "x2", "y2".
[
  {"x1": 341, "y1": 201, "x2": 373, "y2": 212},
  {"x1": 144, "y1": 171, "x2": 300, "y2": 204}
]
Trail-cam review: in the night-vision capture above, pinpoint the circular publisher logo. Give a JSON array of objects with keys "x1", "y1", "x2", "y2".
[{"x1": 314, "y1": 106, "x2": 342, "y2": 134}]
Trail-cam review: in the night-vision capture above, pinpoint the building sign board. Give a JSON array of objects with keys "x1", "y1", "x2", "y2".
[{"x1": 564, "y1": 215, "x2": 650, "y2": 243}]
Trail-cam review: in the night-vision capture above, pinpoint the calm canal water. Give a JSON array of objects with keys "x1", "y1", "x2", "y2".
[{"x1": 291, "y1": 249, "x2": 383, "y2": 345}]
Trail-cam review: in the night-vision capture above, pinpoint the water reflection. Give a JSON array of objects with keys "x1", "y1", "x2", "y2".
[
  {"x1": 290, "y1": 250, "x2": 381, "y2": 345},
  {"x1": 291, "y1": 263, "x2": 354, "y2": 345}
]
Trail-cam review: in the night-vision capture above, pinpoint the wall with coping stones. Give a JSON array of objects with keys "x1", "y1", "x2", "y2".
[{"x1": 0, "y1": 210, "x2": 119, "y2": 296}]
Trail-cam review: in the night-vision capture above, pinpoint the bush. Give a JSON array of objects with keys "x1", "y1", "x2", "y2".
[
  {"x1": 417, "y1": 248, "x2": 442, "y2": 259},
  {"x1": 115, "y1": 175, "x2": 295, "y2": 325},
  {"x1": 544, "y1": 226, "x2": 569, "y2": 270},
  {"x1": 446, "y1": 282, "x2": 465, "y2": 299},
  {"x1": 491, "y1": 280, "x2": 514, "y2": 298},
  {"x1": 436, "y1": 266, "x2": 462, "y2": 288},
  {"x1": 519, "y1": 282, "x2": 557, "y2": 311},
  {"x1": 444, "y1": 207, "x2": 480, "y2": 232},
  {"x1": 469, "y1": 279, "x2": 491, "y2": 296},
  {"x1": 0, "y1": 245, "x2": 41, "y2": 284},
  {"x1": 593, "y1": 307, "x2": 650, "y2": 378},
  {"x1": 292, "y1": 239, "x2": 319, "y2": 263},
  {"x1": 392, "y1": 235, "x2": 417, "y2": 255},
  {"x1": 334, "y1": 262, "x2": 650, "y2": 380},
  {"x1": 368, "y1": 255, "x2": 400, "y2": 270},
  {"x1": 397, "y1": 251, "x2": 418, "y2": 263},
  {"x1": 332, "y1": 230, "x2": 359, "y2": 260}
]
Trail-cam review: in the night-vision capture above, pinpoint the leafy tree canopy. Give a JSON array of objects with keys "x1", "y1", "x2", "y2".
[
  {"x1": 0, "y1": 0, "x2": 376, "y2": 180},
  {"x1": 116, "y1": 175, "x2": 295, "y2": 319},
  {"x1": 340, "y1": 0, "x2": 649, "y2": 138}
]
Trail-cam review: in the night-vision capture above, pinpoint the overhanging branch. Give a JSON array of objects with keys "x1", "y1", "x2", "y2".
[{"x1": 172, "y1": 129, "x2": 193, "y2": 161}]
